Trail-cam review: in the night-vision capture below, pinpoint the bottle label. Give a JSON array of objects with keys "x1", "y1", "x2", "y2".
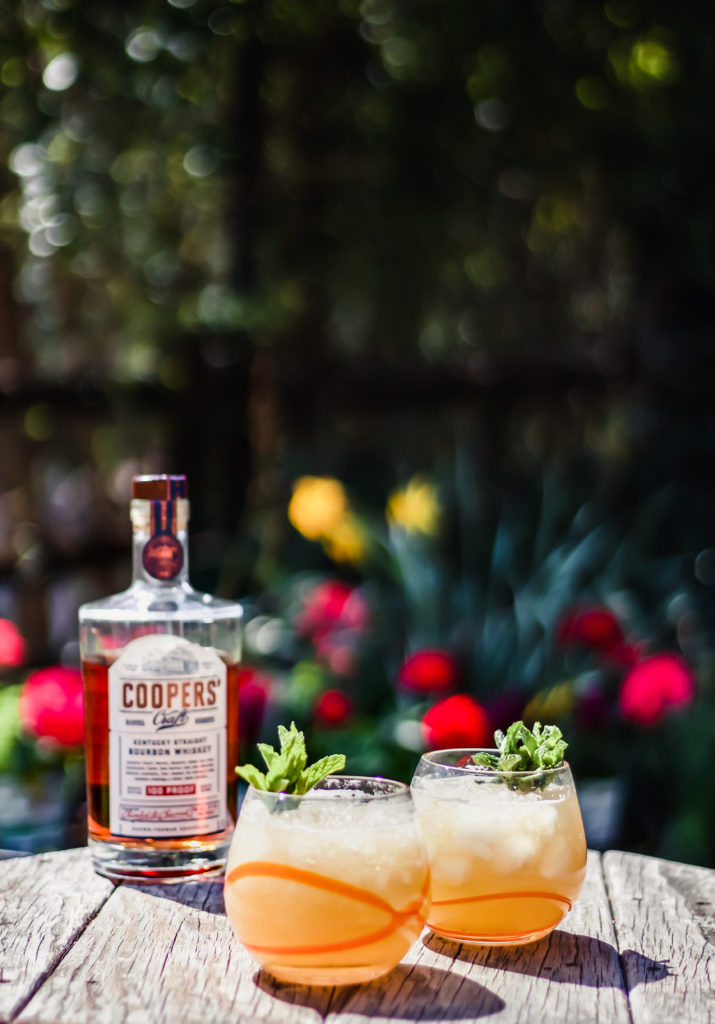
[
  {"x1": 142, "y1": 534, "x2": 184, "y2": 580},
  {"x1": 108, "y1": 634, "x2": 227, "y2": 839},
  {"x1": 142, "y1": 499, "x2": 184, "y2": 581}
]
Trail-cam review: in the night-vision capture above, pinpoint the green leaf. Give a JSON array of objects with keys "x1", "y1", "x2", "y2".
[
  {"x1": 471, "y1": 751, "x2": 499, "y2": 769},
  {"x1": 236, "y1": 722, "x2": 346, "y2": 796},
  {"x1": 257, "y1": 742, "x2": 281, "y2": 770},
  {"x1": 295, "y1": 753, "x2": 346, "y2": 794},
  {"x1": 235, "y1": 763, "x2": 268, "y2": 789},
  {"x1": 0, "y1": 686, "x2": 22, "y2": 772},
  {"x1": 277, "y1": 722, "x2": 308, "y2": 777},
  {"x1": 471, "y1": 719, "x2": 567, "y2": 780},
  {"x1": 499, "y1": 752, "x2": 523, "y2": 772}
]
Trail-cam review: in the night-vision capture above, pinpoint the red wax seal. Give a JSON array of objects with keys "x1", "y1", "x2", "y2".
[{"x1": 142, "y1": 534, "x2": 184, "y2": 580}]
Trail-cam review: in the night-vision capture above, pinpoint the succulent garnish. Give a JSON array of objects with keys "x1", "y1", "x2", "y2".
[
  {"x1": 471, "y1": 720, "x2": 567, "y2": 773},
  {"x1": 235, "y1": 721, "x2": 346, "y2": 795}
]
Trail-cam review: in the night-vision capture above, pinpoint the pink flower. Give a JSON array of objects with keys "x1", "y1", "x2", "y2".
[
  {"x1": 19, "y1": 666, "x2": 84, "y2": 748},
  {"x1": 421, "y1": 694, "x2": 492, "y2": 749},
  {"x1": 619, "y1": 654, "x2": 695, "y2": 726},
  {"x1": 0, "y1": 619, "x2": 26, "y2": 668},
  {"x1": 313, "y1": 636, "x2": 358, "y2": 677},
  {"x1": 238, "y1": 667, "x2": 271, "y2": 745},
  {"x1": 398, "y1": 649, "x2": 459, "y2": 694},
  {"x1": 314, "y1": 688, "x2": 353, "y2": 727},
  {"x1": 296, "y1": 581, "x2": 369, "y2": 641},
  {"x1": 557, "y1": 607, "x2": 625, "y2": 655}
]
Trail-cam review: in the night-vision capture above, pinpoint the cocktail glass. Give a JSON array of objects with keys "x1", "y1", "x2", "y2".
[
  {"x1": 411, "y1": 749, "x2": 587, "y2": 946},
  {"x1": 224, "y1": 775, "x2": 431, "y2": 985}
]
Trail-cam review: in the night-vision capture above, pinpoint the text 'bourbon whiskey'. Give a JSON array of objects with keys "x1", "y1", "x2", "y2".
[{"x1": 79, "y1": 475, "x2": 242, "y2": 882}]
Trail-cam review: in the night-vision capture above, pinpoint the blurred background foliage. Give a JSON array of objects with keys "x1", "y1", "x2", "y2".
[{"x1": 1, "y1": 0, "x2": 715, "y2": 864}]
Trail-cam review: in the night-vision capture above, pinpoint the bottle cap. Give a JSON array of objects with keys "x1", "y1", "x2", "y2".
[{"x1": 132, "y1": 475, "x2": 188, "y2": 500}]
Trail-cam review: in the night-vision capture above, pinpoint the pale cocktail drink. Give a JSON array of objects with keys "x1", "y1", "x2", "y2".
[
  {"x1": 411, "y1": 750, "x2": 586, "y2": 945},
  {"x1": 224, "y1": 776, "x2": 430, "y2": 984}
]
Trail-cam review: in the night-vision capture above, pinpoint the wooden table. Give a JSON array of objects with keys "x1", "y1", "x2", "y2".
[{"x1": 1, "y1": 848, "x2": 713, "y2": 1024}]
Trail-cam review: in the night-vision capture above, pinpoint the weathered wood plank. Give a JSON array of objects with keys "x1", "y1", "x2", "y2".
[
  {"x1": 604, "y1": 850, "x2": 715, "y2": 1024},
  {"x1": 0, "y1": 848, "x2": 114, "y2": 1024},
  {"x1": 16, "y1": 877, "x2": 319, "y2": 1024},
  {"x1": 16, "y1": 848, "x2": 703, "y2": 1024},
  {"x1": 15, "y1": 852, "x2": 624, "y2": 1024}
]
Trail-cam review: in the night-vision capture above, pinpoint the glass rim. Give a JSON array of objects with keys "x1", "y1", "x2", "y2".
[
  {"x1": 246, "y1": 774, "x2": 411, "y2": 802},
  {"x1": 417, "y1": 748, "x2": 572, "y2": 778}
]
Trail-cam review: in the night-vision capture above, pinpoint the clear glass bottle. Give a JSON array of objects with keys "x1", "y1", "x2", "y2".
[{"x1": 78, "y1": 475, "x2": 242, "y2": 882}]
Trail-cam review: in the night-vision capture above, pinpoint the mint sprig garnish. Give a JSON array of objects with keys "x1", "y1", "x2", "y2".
[
  {"x1": 471, "y1": 720, "x2": 567, "y2": 773},
  {"x1": 235, "y1": 721, "x2": 346, "y2": 795}
]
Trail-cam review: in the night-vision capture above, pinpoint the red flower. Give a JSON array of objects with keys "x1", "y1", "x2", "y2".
[
  {"x1": 398, "y1": 649, "x2": 459, "y2": 694},
  {"x1": 19, "y1": 666, "x2": 84, "y2": 748},
  {"x1": 314, "y1": 688, "x2": 353, "y2": 727},
  {"x1": 238, "y1": 667, "x2": 271, "y2": 745},
  {"x1": 0, "y1": 619, "x2": 26, "y2": 668},
  {"x1": 619, "y1": 654, "x2": 695, "y2": 727},
  {"x1": 557, "y1": 607, "x2": 625, "y2": 656},
  {"x1": 296, "y1": 580, "x2": 369, "y2": 641},
  {"x1": 421, "y1": 694, "x2": 492, "y2": 749}
]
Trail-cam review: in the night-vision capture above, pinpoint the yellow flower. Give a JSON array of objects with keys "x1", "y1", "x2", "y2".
[
  {"x1": 288, "y1": 477, "x2": 348, "y2": 540},
  {"x1": 523, "y1": 682, "x2": 574, "y2": 723},
  {"x1": 386, "y1": 476, "x2": 441, "y2": 536},
  {"x1": 322, "y1": 514, "x2": 368, "y2": 566}
]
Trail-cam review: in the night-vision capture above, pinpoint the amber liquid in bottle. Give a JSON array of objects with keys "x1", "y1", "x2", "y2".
[{"x1": 79, "y1": 475, "x2": 242, "y2": 882}]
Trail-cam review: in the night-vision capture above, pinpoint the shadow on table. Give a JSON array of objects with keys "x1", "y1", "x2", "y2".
[
  {"x1": 255, "y1": 962, "x2": 505, "y2": 1019},
  {"x1": 127, "y1": 878, "x2": 226, "y2": 914},
  {"x1": 422, "y1": 930, "x2": 670, "y2": 989}
]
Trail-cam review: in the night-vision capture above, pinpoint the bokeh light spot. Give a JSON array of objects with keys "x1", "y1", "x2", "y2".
[
  {"x1": 42, "y1": 53, "x2": 80, "y2": 91},
  {"x1": 695, "y1": 549, "x2": 715, "y2": 586},
  {"x1": 1, "y1": 57, "x2": 26, "y2": 87},
  {"x1": 125, "y1": 28, "x2": 162, "y2": 63},
  {"x1": 632, "y1": 39, "x2": 675, "y2": 81},
  {"x1": 24, "y1": 403, "x2": 54, "y2": 442},
  {"x1": 575, "y1": 77, "x2": 609, "y2": 110},
  {"x1": 183, "y1": 145, "x2": 219, "y2": 178},
  {"x1": 474, "y1": 98, "x2": 509, "y2": 132},
  {"x1": 9, "y1": 143, "x2": 45, "y2": 178}
]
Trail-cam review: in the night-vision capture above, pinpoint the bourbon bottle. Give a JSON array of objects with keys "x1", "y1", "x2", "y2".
[{"x1": 78, "y1": 475, "x2": 242, "y2": 882}]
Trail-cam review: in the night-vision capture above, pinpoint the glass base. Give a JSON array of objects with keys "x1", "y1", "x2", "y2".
[
  {"x1": 263, "y1": 962, "x2": 395, "y2": 986},
  {"x1": 88, "y1": 837, "x2": 229, "y2": 883},
  {"x1": 428, "y1": 923, "x2": 558, "y2": 946}
]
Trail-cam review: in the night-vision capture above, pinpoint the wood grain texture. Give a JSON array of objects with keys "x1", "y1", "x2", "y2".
[
  {"x1": 604, "y1": 850, "x2": 715, "y2": 1024},
  {"x1": 350, "y1": 849, "x2": 629, "y2": 1024},
  {"x1": 17, "y1": 851, "x2": 630, "y2": 1024},
  {"x1": 8, "y1": 846, "x2": 714, "y2": 1024},
  {"x1": 0, "y1": 848, "x2": 114, "y2": 1024},
  {"x1": 16, "y1": 879, "x2": 283, "y2": 1024}
]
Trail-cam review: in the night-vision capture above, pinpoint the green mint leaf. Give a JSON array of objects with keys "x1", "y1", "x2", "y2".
[
  {"x1": 533, "y1": 723, "x2": 567, "y2": 768},
  {"x1": 264, "y1": 765, "x2": 291, "y2": 792},
  {"x1": 471, "y1": 751, "x2": 499, "y2": 769},
  {"x1": 277, "y1": 722, "x2": 308, "y2": 775},
  {"x1": 235, "y1": 722, "x2": 346, "y2": 796},
  {"x1": 235, "y1": 763, "x2": 269, "y2": 790},
  {"x1": 498, "y1": 752, "x2": 524, "y2": 772},
  {"x1": 257, "y1": 743, "x2": 282, "y2": 770},
  {"x1": 471, "y1": 721, "x2": 568, "y2": 784},
  {"x1": 295, "y1": 753, "x2": 347, "y2": 795}
]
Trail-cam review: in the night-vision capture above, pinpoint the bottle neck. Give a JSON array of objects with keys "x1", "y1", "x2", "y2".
[{"x1": 130, "y1": 498, "x2": 190, "y2": 587}]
